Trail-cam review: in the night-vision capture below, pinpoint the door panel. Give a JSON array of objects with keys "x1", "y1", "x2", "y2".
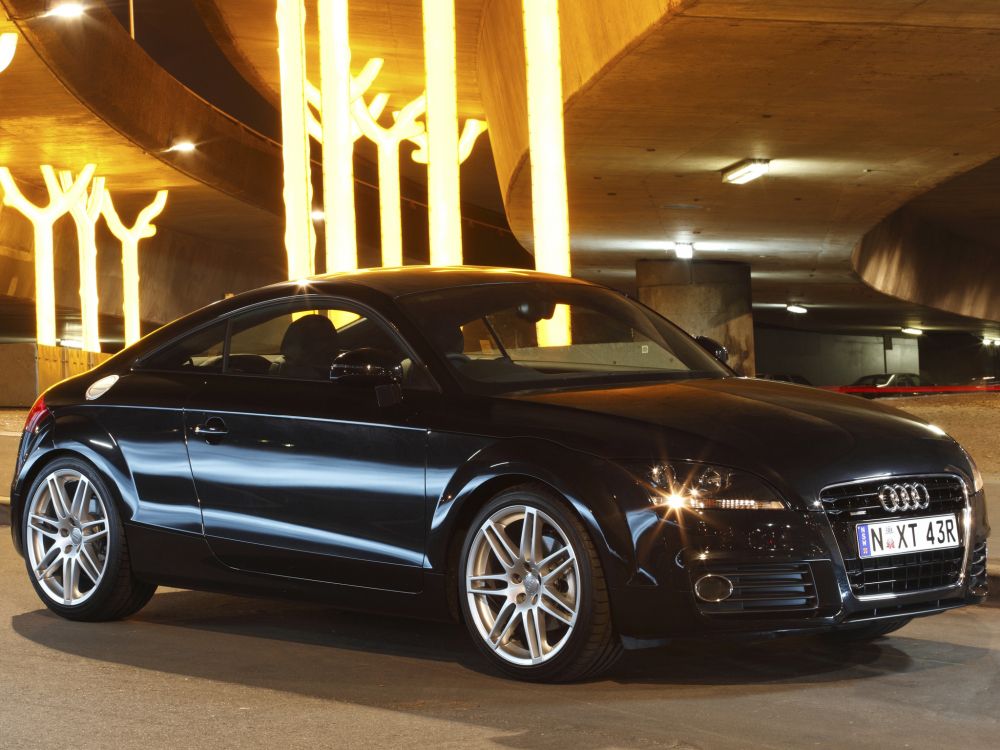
[{"x1": 185, "y1": 376, "x2": 426, "y2": 591}]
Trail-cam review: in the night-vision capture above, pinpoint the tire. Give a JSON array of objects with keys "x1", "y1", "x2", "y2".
[
  {"x1": 21, "y1": 457, "x2": 156, "y2": 622},
  {"x1": 824, "y1": 617, "x2": 911, "y2": 643},
  {"x1": 458, "y1": 483, "x2": 622, "y2": 682}
]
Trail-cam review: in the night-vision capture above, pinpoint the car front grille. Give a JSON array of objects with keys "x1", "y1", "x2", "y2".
[
  {"x1": 845, "y1": 547, "x2": 965, "y2": 597},
  {"x1": 820, "y1": 474, "x2": 966, "y2": 520},
  {"x1": 692, "y1": 563, "x2": 818, "y2": 616},
  {"x1": 819, "y1": 474, "x2": 968, "y2": 597}
]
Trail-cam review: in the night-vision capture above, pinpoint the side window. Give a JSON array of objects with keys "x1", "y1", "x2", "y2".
[
  {"x1": 226, "y1": 299, "x2": 427, "y2": 385},
  {"x1": 140, "y1": 321, "x2": 227, "y2": 372}
]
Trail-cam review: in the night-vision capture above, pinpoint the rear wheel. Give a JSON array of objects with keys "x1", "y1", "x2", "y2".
[
  {"x1": 458, "y1": 485, "x2": 621, "y2": 682},
  {"x1": 22, "y1": 457, "x2": 156, "y2": 621},
  {"x1": 824, "y1": 617, "x2": 911, "y2": 642}
]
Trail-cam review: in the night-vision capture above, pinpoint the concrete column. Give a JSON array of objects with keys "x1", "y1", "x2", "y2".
[{"x1": 636, "y1": 259, "x2": 755, "y2": 376}]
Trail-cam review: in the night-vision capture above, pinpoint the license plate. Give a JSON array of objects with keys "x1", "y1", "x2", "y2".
[{"x1": 856, "y1": 514, "x2": 960, "y2": 558}]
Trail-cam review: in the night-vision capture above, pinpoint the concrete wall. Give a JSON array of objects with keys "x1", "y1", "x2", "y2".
[
  {"x1": 637, "y1": 259, "x2": 755, "y2": 376},
  {"x1": 755, "y1": 327, "x2": 920, "y2": 386}
]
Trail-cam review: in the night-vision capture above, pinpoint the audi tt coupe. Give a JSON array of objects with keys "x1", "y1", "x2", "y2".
[{"x1": 9, "y1": 267, "x2": 990, "y2": 682}]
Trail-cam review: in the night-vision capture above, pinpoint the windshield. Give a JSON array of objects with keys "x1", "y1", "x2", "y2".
[{"x1": 398, "y1": 281, "x2": 730, "y2": 394}]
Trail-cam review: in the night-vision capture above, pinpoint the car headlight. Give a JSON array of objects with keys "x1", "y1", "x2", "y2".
[
  {"x1": 963, "y1": 449, "x2": 984, "y2": 494},
  {"x1": 642, "y1": 462, "x2": 786, "y2": 510}
]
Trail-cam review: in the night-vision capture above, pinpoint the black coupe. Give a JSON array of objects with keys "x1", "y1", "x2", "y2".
[{"x1": 9, "y1": 267, "x2": 989, "y2": 681}]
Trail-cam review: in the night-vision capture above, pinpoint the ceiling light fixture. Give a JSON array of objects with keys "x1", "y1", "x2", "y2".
[
  {"x1": 310, "y1": 209, "x2": 325, "y2": 221},
  {"x1": 674, "y1": 243, "x2": 693, "y2": 260},
  {"x1": 901, "y1": 327, "x2": 923, "y2": 336},
  {"x1": 45, "y1": 3, "x2": 86, "y2": 19},
  {"x1": 722, "y1": 159, "x2": 770, "y2": 185},
  {"x1": 165, "y1": 141, "x2": 196, "y2": 154},
  {"x1": 785, "y1": 304, "x2": 807, "y2": 314}
]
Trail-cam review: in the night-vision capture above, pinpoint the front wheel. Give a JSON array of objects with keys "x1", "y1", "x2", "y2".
[
  {"x1": 22, "y1": 457, "x2": 156, "y2": 621},
  {"x1": 458, "y1": 485, "x2": 621, "y2": 682}
]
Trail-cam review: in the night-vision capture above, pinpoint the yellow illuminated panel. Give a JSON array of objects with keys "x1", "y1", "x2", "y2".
[
  {"x1": 0, "y1": 32, "x2": 16, "y2": 73},
  {"x1": 522, "y1": 0, "x2": 572, "y2": 346},
  {"x1": 275, "y1": 0, "x2": 315, "y2": 279},
  {"x1": 317, "y1": 0, "x2": 357, "y2": 274},
  {"x1": 59, "y1": 171, "x2": 106, "y2": 353},
  {"x1": 422, "y1": 0, "x2": 463, "y2": 267},
  {"x1": 353, "y1": 93, "x2": 426, "y2": 267},
  {"x1": 102, "y1": 189, "x2": 168, "y2": 346},
  {"x1": 0, "y1": 164, "x2": 95, "y2": 347}
]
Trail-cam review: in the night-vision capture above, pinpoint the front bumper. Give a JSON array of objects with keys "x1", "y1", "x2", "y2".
[{"x1": 610, "y1": 484, "x2": 989, "y2": 641}]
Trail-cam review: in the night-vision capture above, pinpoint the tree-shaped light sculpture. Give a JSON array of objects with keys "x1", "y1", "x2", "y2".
[
  {"x1": 406, "y1": 118, "x2": 487, "y2": 166},
  {"x1": 0, "y1": 32, "x2": 17, "y2": 74},
  {"x1": 58, "y1": 170, "x2": 106, "y2": 353},
  {"x1": 353, "y1": 93, "x2": 427, "y2": 267},
  {"x1": 275, "y1": 0, "x2": 315, "y2": 280},
  {"x1": 102, "y1": 190, "x2": 168, "y2": 346},
  {"x1": 304, "y1": 56, "x2": 386, "y2": 273},
  {"x1": 0, "y1": 164, "x2": 95, "y2": 347},
  {"x1": 522, "y1": 0, "x2": 572, "y2": 347}
]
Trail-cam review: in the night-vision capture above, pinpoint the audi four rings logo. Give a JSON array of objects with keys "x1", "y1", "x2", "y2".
[{"x1": 877, "y1": 483, "x2": 931, "y2": 512}]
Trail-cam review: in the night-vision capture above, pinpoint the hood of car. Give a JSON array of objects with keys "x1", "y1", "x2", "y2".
[{"x1": 499, "y1": 377, "x2": 967, "y2": 500}]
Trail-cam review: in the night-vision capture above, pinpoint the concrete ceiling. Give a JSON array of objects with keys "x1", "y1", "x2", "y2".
[
  {"x1": 196, "y1": 1, "x2": 1000, "y2": 334},
  {"x1": 491, "y1": 0, "x2": 1000, "y2": 331}
]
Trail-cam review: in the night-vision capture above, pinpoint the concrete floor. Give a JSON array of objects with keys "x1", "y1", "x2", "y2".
[
  {"x1": 1, "y1": 402, "x2": 999, "y2": 748},
  {"x1": 0, "y1": 504, "x2": 997, "y2": 749}
]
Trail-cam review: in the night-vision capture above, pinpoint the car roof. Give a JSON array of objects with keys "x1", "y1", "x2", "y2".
[{"x1": 298, "y1": 265, "x2": 592, "y2": 298}]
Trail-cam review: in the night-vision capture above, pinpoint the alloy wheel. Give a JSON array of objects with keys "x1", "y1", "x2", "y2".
[
  {"x1": 465, "y1": 504, "x2": 581, "y2": 666},
  {"x1": 25, "y1": 469, "x2": 110, "y2": 606}
]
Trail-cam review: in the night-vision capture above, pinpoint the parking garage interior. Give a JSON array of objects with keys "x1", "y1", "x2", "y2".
[{"x1": 0, "y1": 1, "x2": 997, "y2": 748}]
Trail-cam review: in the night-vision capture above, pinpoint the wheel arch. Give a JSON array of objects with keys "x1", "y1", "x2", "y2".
[
  {"x1": 427, "y1": 438, "x2": 639, "y2": 620},
  {"x1": 12, "y1": 414, "x2": 139, "y2": 555}
]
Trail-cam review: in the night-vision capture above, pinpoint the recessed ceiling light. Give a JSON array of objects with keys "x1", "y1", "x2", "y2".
[
  {"x1": 901, "y1": 327, "x2": 923, "y2": 336},
  {"x1": 722, "y1": 159, "x2": 770, "y2": 185},
  {"x1": 674, "y1": 243, "x2": 694, "y2": 260},
  {"x1": 166, "y1": 140, "x2": 197, "y2": 154},
  {"x1": 46, "y1": 3, "x2": 86, "y2": 19},
  {"x1": 785, "y1": 304, "x2": 807, "y2": 314},
  {"x1": 311, "y1": 209, "x2": 325, "y2": 221}
]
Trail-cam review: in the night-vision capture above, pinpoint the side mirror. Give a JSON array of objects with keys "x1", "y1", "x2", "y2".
[
  {"x1": 330, "y1": 348, "x2": 403, "y2": 387},
  {"x1": 695, "y1": 336, "x2": 729, "y2": 364}
]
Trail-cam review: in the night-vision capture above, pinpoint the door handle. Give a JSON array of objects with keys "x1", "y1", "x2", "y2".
[{"x1": 193, "y1": 417, "x2": 228, "y2": 443}]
